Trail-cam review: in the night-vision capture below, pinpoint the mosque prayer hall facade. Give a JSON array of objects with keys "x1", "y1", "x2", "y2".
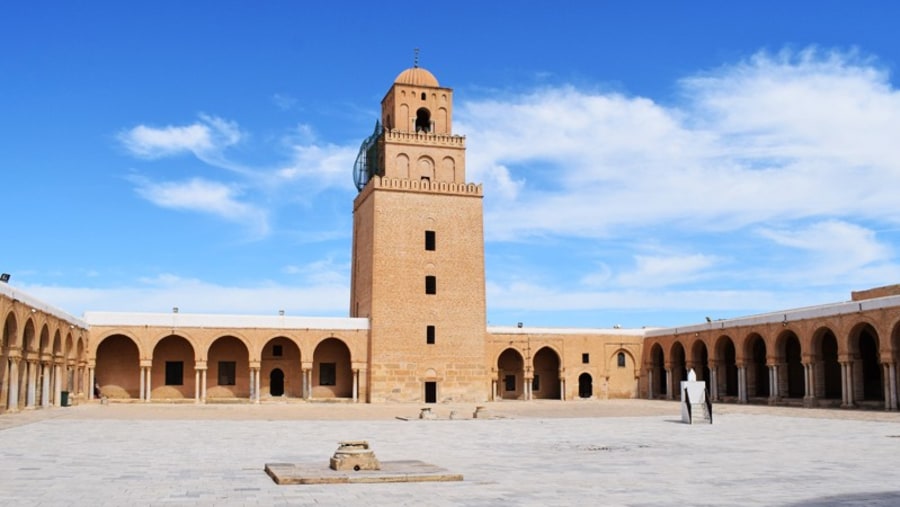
[{"x1": 2, "y1": 67, "x2": 900, "y2": 412}]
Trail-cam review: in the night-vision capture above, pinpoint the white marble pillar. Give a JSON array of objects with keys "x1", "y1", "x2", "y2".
[
  {"x1": 352, "y1": 369, "x2": 359, "y2": 402},
  {"x1": 145, "y1": 367, "x2": 152, "y2": 401},
  {"x1": 194, "y1": 369, "x2": 201, "y2": 403},
  {"x1": 26, "y1": 361, "x2": 36, "y2": 408},
  {"x1": 7, "y1": 359, "x2": 19, "y2": 411},
  {"x1": 139, "y1": 367, "x2": 145, "y2": 401},
  {"x1": 201, "y1": 368, "x2": 208, "y2": 403},
  {"x1": 41, "y1": 364, "x2": 51, "y2": 407},
  {"x1": 88, "y1": 367, "x2": 95, "y2": 401},
  {"x1": 559, "y1": 378, "x2": 565, "y2": 401},
  {"x1": 665, "y1": 368, "x2": 673, "y2": 400},
  {"x1": 254, "y1": 368, "x2": 261, "y2": 403},
  {"x1": 648, "y1": 369, "x2": 654, "y2": 399}
]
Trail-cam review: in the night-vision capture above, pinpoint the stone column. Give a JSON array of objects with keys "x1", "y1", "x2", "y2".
[
  {"x1": 146, "y1": 366, "x2": 152, "y2": 401},
  {"x1": 840, "y1": 361, "x2": 854, "y2": 408},
  {"x1": 41, "y1": 363, "x2": 51, "y2": 407},
  {"x1": 709, "y1": 367, "x2": 718, "y2": 401},
  {"x1": 26, "y1": 360, "x2": 37, "y2": 409},
  {"x1": 738, "y1": 366, "x2": 748, "y2": 403},
  {"x1": 889, "y1": 362, "x2": 898, "y2": 411},
  {"x1": 647, "y1": 369, "x2": 654, "y2": 399},
  {"x1": 88, "y1": 367, "x2": 95, "y2": 401},
  {"x1": 559, "y1": 377, "x2": 565, "y2": 401},
  {"x1": 252, "y1": 367, "x2": 260, "y2": 403},
  {"x1": 7, "y1": 357, "x2": 20, "y2": 411},
  {"x1": 139, "y1": 367, "x2": 145, "y2": 401},
  {"x1": 352, "y1": 368, "x2": 359, "y2": 402},
  {"x1": 665, "y1": 368, "x2": 673, "y2": 400},
  {"x1": 302, "y1": 368, "x2": 311, "y2": 400},
  {"x1": 194, "y1": 369, "x2": 201, "y2": 403},
  {"x1": 201, "y1": 367, "x2": 208, "y2": 403},
  {"x1": 53, "y1": 363, "x2": 63, "y2": 407}
]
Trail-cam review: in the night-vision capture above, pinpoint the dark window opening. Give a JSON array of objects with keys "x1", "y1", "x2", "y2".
[
  {"x1": 425, "y1": 381, "x2": 437, "y2": 403},
  {"x1": 504, "y1": 374, "x2": 516, "y2": 391},
  {"x1": 425, "y1": 275, "x2": 436, "y2": 295},
  {"x1": 218, "y1": 361, "x2": 236, "y2": 385},
  {"x1": 415, "y1": 108, "x2": 431, "y2": 133},
  {"x1": 420, "y1": 92, "x2": 426, "y2": 100},
  {"x1": 320, "y1": 363, "x2": 336, "y2": 386},
  {"x1": 532, "y1": 375, "x2": 540, "y2": 392},
  {"x1": 425, "y1": 230, "x2": 436, "y2": 251},
  {"x1": 165, "y1": 361, "x2": 183, "y2": 386},
  {"x1": 617, "y1": 352, "x2": 626, "y2": 367},
  {"x1": 273, "y1": 344, "x2": 283, "y2": 357},
  {"x1": 426, "y1": 325, "x2": 435, "y2": 344},
  {"x1": 582, "y1": 353, "x2": 590, "y2": 364}
]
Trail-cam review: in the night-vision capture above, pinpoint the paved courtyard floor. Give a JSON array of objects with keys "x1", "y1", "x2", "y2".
[{"x1": 1, "y1": 399, "x2": 900, "y2": 506}]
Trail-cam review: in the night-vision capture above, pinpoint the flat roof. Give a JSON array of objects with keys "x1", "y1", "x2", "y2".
[
  {"x1": 83, "y1": 311, "x2": 369, "y2": 331},
  {"x1": 0, "y1": 283, "x2": 88, "y2": 329},
  {"x1": 644, "y1": 294, "x2": 900, "y2": 337}
]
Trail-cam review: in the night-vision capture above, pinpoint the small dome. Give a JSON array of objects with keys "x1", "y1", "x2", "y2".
[{"x1": 394, "y1": 67, "x2": 439, "y2": 87}]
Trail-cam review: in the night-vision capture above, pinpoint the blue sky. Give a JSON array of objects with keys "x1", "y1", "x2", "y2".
[{"x1": 3, "y1": 2, "x2": 900, "y2": 328}]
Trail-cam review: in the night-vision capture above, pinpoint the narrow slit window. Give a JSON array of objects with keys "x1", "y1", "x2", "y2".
[
  {"x1": 617, "y1": 351, "x2": 626, "y2": 367},
  {"x1": 425, "y1": 275, "x2": 436, "y2": 295},
  {"x1": 582, "y1": 353, "x2": 590, "y2": 364},
  {"x1": 425, "y1": 230, "x2": 435, "y2": 251},
  {"x1": 426, "y1": 325, "x2": 435, "y2": 344}
]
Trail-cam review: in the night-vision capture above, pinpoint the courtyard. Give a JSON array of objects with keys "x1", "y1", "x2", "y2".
[{"x1": 1, "y1": 400, "x2": 899, "y2": 506}]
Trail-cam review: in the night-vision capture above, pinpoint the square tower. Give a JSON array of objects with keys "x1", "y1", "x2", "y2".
[{"x1": 350, "y1": 66, "x2": 488, "y2": 402}]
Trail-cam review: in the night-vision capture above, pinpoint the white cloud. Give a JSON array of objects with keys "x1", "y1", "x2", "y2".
[
  {"x1": 615, "y1": 254, "x2": 720, "y2": 288},
  {"x1": 119, "y1": 114, "x2": 242, "y2": 162},
  {"x1": 130, "y1": 176, "x2": 269, "y2": 236},
  {"x1": 25, "y1": 275, "x2": 348, "y2": 317},
  {"x1": 457, "y1": 49, "x2": 900, "y2": 241}
]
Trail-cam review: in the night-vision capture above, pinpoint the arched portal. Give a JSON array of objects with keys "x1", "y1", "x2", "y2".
[
  {"x1": 151, "y1": 335, "x2": 195, "y2": 400},
  {"x1": 690, "y1": 340, "x2": 709, "y2": 382},
  {"x1": 717, "y1": 336, "x2": 738, "y2": 397},
  {"x1": 609, "y1": 349, "x2": 636, "y2": 398},
  {"x1": 578, "y1": 373, "x2": 593, "y2": 398},
  {"x1": 532, "y1": 347, "x2": 560, "y2": 400},
  {"x1": 497, "y1": 348, "x2": 524, "y2": 400},
  {"x1": 747, "y1": 334, "x2": 768, "y2": 398},
  {"x1": 814, "y1": 328, "x2": 841, "y2": 400},
  {"x1": 269, "y1": 369, "x2": 285, "y2": 396},
  {"x1": 95, "y1": 335, "x2": 141, "y2": 399},
  {"x1": 261, "y1": 337, "x2": 301, "y2": 399},
  {"x1": 312, "y1": 337, "x2": 352, "y2": 398},
  {"x1": 1, "y1": 312, "x2": 17, "y2": 410},
  {"x1": 208, "y1": 336, "x2": 250, "y2": 399},
  {"x1": 850, "y1": 324, "x2": 882, "y2": 403},
  {"x1": 650, "y1": 343, "x2": 666, "y2": 397},
  {"x1": 778, "y1": 332, "x2": 804, "y2": 398}
]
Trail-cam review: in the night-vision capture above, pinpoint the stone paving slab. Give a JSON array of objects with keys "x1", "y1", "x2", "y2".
[
  {"x1": 265, "y1": 460, "x2": 463, "y2": 484},
  {"x1": 1, "y1": 401, "x2": 900, "y2": 505}
]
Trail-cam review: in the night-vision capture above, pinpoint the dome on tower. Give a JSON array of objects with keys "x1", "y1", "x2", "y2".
[{"x1": 394, "y1": 67, "x2": 439, "y2": 87}]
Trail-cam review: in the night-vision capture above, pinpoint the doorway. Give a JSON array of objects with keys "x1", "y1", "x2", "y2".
[
  {"x1": 424, "y1": 381, "x2": 437, "y2": 403},
  {"x1": 578, "y1": 373, "x2": 593, "y2": 398},
  {"x1": 269, "y1": 368, "x2": 284, "y2": 396}
]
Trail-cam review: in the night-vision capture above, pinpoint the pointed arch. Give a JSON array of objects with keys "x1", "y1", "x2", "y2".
[
  {"x1": 312, "y1": 337, "x2": 352, "y2": 398},
  {"x1": 497, "y1": 348, "x2": 524, "y2": 400},
  {"x1": 95, "y1": 334, "x2": 141, "y2": 399},
  {"x1": 532, "y1": 346, "x2": 560, "y2": 399}
]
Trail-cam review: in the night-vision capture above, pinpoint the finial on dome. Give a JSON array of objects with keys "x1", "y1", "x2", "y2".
[{"x1": 414, "y1": 47, "x2": 419, "y2": 68}]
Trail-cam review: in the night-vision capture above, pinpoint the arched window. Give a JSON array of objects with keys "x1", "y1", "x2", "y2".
[
  {"x1": 617, "y1": 351, "x2": 626, "y2": 368},
  {"x1": 415, "y1": 108, "x2": 431, "y2": 133}
]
